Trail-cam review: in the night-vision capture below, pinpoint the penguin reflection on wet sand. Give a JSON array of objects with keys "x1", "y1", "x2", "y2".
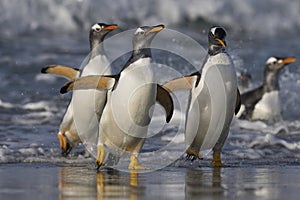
[
  {"x1": 41, "y1": 23, "x2": 118, "y2": 155},
  {"x1": 163, "y1": 27, "x2": 240, "y2": 167},
  {"x1": 238, "y1": 56, "x2": 296, "y2": 122},
  {"x1": 60, "y1": 25, "x2": 174, "y2": 169}
]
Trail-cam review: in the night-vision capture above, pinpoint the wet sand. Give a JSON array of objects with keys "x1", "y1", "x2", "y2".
[{"x1": 1, "y1": 161, "x2": 300, "y2": 200}]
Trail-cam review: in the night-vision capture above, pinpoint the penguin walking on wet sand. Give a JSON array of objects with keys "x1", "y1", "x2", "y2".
[
  {"x1": 238, "y1": 56, "x2": 296, "y2": 123},
  {"x1": 41, "y1": 23, "x2": 118, "y2": 155},
  {"x1": 163, "y1": 26, "x2": 240, "y2": 167},
  {"x1": 60, "y1": 24, "x2": 174, "y2": 169}
]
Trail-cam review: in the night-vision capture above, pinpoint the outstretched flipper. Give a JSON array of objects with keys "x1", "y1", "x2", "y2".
[
  {"x1": 235, "y1": 89, "x2": 241, "y2": 115},
  {"x1": 41, "y1": 65, "x2": 79, "y2": 80},
  {"x1": 163, "y1": 73, "x2": 200, "y2": 92},
  {"x1": 156, "y1": 85, "x2": 174, "y2": 123},
  {"x1": 60, "y1": 75, "x2": 116, "y2": 94}
]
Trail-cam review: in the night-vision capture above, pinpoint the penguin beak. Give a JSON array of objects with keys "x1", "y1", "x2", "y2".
[
  {"x1": 102, "y1": 24, "x2": 118, "y2": 31},
  {"x1": 279, "y1": 57, "x2": 296, "y2": 65},
  {"x1": 146, "y1": 24, "x2": 165, "y2": 36},
  {"x1": 216, "y1": 38, "x2": 226, "y2": 47}
]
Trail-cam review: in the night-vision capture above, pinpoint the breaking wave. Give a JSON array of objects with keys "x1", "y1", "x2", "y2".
[{"x1": 1, "y1": 0, "x2": 300, "y2": 37}]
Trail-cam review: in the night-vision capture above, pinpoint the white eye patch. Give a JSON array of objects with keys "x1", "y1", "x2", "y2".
[
  {"x1": 210, "y1": 27, "x2": 217, "y2": 35},
  {"x1": 92, "y1": 24, "x2": 101, "y2": 31},
  {"x1": 135, "y1": 27, "x2": 145, "y2": 35},
  {"x1": 266, "y1": 57, "x2": 278, "y2": 64}
]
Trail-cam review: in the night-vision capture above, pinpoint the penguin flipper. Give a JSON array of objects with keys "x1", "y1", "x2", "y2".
[
  {"x1": 41, "y1": 65, "x2": 79, "y2": 80},
  {"x1": 162, "y1": 74, "x2": 199, "y2": 92},
  {"x1": 156, "y1": 85, "x2": 174, "y2": 123},
  {"x1": 60, "y1": 75, "x2": 115, "y2": 94},
  {"x1": 235, "y1": 88, "x2": 242, "y2": 115}
]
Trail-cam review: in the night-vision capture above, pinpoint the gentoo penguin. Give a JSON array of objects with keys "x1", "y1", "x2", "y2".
[
  {"x1": 41, "y1": 23, "x2": 118, "y2": 155},
  {"x1": 239, "y1": 56, "x2": 296, "y2": 122},
  {"x1": 237, "y1": 71, "x2": 252, "y2": 93},
  {"x1": 60, "y1": 25, "x2": 173, "y2": 169},
  {"x1": 163, "y1": 26, "x2": 240, "y2": 167}
]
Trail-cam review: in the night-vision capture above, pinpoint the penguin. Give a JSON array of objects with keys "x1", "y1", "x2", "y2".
[
  {"x1": 239, "y1": 56, "x2": 296, "y2": 122},
  {"x1": 237, "y1": 71, "x2": 252, "y2": 93},
  {"x1": 41, "y1": 23, "x2": 118, "y2": 155},
  {"x1": 163, "y1": 26, "x2": 240, "y2": 167},
  {"x1": 60, "y1": 25, "x2": 174, "y2": 169}
]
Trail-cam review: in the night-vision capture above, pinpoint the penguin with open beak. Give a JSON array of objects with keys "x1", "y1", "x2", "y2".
[
  {"x1": 239, "y1": 56, "x2": 296, "y2": 122},
  {"x1": 163, "y1": 26, "x2": 240, "y2": 167},
  {"x1": 60, "y1": 24, "x2": 174, "y2": 169},
  {"x1": 41, "y1": 23, "x2": 118, "y2": 155}
]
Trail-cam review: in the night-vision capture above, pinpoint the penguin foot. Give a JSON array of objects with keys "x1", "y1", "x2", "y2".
[
  {"x1": 96, "y1": 145, "x2": 106, "y2": 169},
  {"x1": 57, "y1": 132, "x2": 67, "y2": 151},
  {"x1": 211, "y1": 151, "x2": 225, "y2": 167},
  {"x1": 57, "y1": 132, "x2": 72, "y2": 156},
  {"x1": 128, "y1": 154, "x2": 150, "y2": 170},
  {"x1": 185, "y1": 147, "x2": 202, "y2": 161}
]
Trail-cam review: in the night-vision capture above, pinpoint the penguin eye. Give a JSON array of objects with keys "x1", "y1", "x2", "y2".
[
  {"x1": 92, "y1": 24, "x2": 102, "y2": 32},
  {"x1": 135, "y1": 28, "x2": 145, "y2": 35}
]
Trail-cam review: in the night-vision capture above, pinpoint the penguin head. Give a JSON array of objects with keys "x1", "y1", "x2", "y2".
[
  {"x1": 208, "y1": 26, "x2": 227, "y2": 55},
  {"x1": 89, "y1": 23, "x2": 118, "y2": 47},
  {"x1": 132, "y1": 24, "x2": 165, "y2": 51},
  {"x1": 265, "y1": 56, "x2": 296, "y2": 72}
]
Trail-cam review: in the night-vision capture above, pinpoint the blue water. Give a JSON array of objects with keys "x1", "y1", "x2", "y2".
[{"x1": 1, "y1": 0, "x2": 300, "y2": 168}]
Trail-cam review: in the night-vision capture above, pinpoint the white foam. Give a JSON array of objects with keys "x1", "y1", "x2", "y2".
[
  {"x1": 23, "y1": 101, "x2": 51, "y2": 110},
  {"x1": 0, "y1": 99, "x2": 14, "y2": 109},
  {"x1": 161, "y1": 132, "x2": 185, "y2": 144},
  {"x1": 232, "y1": 118, "x2": 289, "y2": 134},
  {"x1": 35, "y1": 74, "x2": 57, "y2": 83},
  {"x1": 249, "y1": 133, "x2": 300, "y2": 151}
]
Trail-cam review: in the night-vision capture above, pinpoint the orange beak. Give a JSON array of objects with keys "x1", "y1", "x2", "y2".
[
  {"x1": 216, "y1": 38, "x2": 226, "y2": 47},
  {"x1": 146, "y1": 24, "x2": 165, "y2": 36},
  {"x1": 280, "y1": 57, "x2": 296, "y2": 64},
  {"x1": 102, "y1": 24, "x2": 118, "y2": 31}
]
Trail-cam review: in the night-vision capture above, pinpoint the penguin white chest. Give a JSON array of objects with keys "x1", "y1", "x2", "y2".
[
  {"x1": 81, "y1": 55, "x2": 111, "y2": 76},
  {"x1": 252, "y1": 91, "x2": 281, "y2": 121},
  {"x1": 107, "y1": 58, "x2": 156, "y2": 137},
  {"x1": 72, "y1": 54, "x2": 111, "y2": 143},
  {"x1": 193, "y1": 53, "x2": 237, "y2": 112},
  {"x1": 187, "y1": 52, "x2": 237, "y2": 150}
]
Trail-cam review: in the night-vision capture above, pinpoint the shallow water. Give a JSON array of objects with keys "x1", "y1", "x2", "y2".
[{"x1": 1, "y1": 163, "x2": 300, "y2": 200}]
